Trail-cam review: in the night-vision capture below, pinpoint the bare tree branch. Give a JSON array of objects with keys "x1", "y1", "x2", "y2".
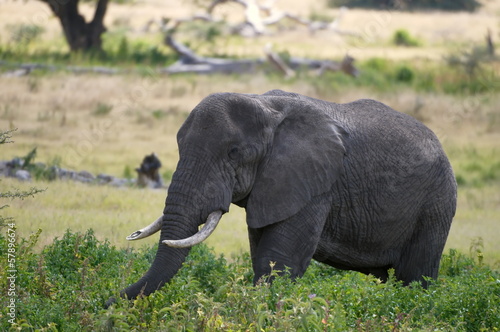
[
  {"x1": 264, "y1": 43, "x2": 295, "y2": 78},
  {"x1": 149, "y1": 0, "x2": 357, "y2": 38}
]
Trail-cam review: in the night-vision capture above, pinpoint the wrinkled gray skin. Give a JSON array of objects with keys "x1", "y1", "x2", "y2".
[{"x1": 109, "y1": 89, "x2": 456, "y2": 305}]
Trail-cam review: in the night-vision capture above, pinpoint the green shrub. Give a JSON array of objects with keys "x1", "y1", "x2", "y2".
[
  {"x1": 395, "y1": 65, "x2": 414, "y2": 82},
  {"x1": 1, "y1": 228, "x2": 499, "y2": 331},
  {"x1": 363, "y1": 57, "x2": 390, "y2": 71},
  {"x1": 0, "y1": 229, "x2": 155, "y2": 331},
  {"x1": 92, "y1": 103, "x2": 113, "y2": 116},
  {"x1": 116, "y1": 37, "x2": 129, "y2": 60},
  {"x1": 123, "y1": 165, "x2": 133, "y2": 179},
  {"x1": 393, "y1": 29, "x2": 422, "y2": 47},
  {"x1": 151, "y1": 109, "x2": 166, "y2": 120}
]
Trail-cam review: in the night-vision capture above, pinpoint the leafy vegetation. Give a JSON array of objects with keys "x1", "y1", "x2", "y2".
[
  {"x1": 392, "y1": 29, "x2": 422, "y2": 47},
  {"x1": 93, "y1": 103, "x2": 114, "y2": 117},
  {"x1": 297, "y1": 56, "x2": 499, "y2": 97},
  {"x1": 0, "y1": 31, "x2": 176, "y2": 68},
  {"x1": 0, "y1": 229, "x2": 498, "y2": 331}
]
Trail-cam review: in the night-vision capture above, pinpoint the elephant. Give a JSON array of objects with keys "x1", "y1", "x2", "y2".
[{"x1": 107, "y1": 89, "x2": 457, "y2": 306}]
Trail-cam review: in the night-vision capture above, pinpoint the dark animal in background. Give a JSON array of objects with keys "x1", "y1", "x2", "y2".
[
  {"x1": 107, "y1": 90, "x2": 457, "y2": 306},
  {"x1": 136, "y1": 153, "x2": 163, "y2": 188}
]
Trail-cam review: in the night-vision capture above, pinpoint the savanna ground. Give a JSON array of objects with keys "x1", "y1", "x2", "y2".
[{"x1": 1, "y1": 0, "x2": 500, "y2": 330}]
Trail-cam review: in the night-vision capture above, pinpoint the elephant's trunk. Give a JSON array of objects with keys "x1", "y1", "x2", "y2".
[
  {"x1": 118, "y1": 209, "x2": 198, "y2": 301},
  {"x1": 109, "y1": 157, "x2": 231, "y2": 306}
]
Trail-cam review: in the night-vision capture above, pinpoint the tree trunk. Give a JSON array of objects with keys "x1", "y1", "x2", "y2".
[{"x1": 41, "y1": 0, "x2": 109, "y2": 52}]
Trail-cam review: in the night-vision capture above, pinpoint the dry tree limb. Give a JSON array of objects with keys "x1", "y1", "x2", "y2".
[
  {"x1": 264, "y1": 6, "x2": 358, "y2": 36},
  {"x1": 486, "y1": 28, "x2": 495, "y2": 57},
  {"x1": 263, "y1": 43, "x2": 295, "y2": 78},
  {"x1": 158, "y1": 0, "x2": 357, "y2": 37},
  {"x1": 163, "y1": 35, "x2": 358, "y2": 77},
  {"x1": 0, "y1": 62, "x2": 119, "y2": 76},
  {"x1": 316, "y1": 55, "x2": 359, "y2": 77},
  {"x1": 163, "y1": 35, "x2": 262, "y2": 74}
]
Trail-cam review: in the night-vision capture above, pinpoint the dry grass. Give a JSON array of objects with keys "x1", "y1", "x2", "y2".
[{"x1": 2, "y1": 177, "x2": 249, "y2": 256}]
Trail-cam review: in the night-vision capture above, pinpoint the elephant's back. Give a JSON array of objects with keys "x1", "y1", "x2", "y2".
[
  {"x1": 333, "y1": 99, "x2": 432, "y2": 142},
  {"x1": 332, "y1": 99, "x2": 448, "y2": 167}
]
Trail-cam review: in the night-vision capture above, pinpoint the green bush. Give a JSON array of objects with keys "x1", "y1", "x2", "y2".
[
  {"x1": 395, "y1": 65, "x2": 414, "y2": 82},
  {"x1": 1, "y1": 229, "x2": 499, "y2": 331},
  {"x1": 0, "y1": 229, "x2": 155, "y2": 331},
  {"x1": 93, "y1": 103, "x2": 113, "y2": 117},
  {"x1": 392, "y1": 29, "x2": 422, "y2": 47}
]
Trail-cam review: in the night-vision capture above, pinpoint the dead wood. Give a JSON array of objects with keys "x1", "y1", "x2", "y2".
[
  {"x1": 162, "y1": 35, "x2": 262, "y2": 74},
  {"x1": 148, "y1": 0, "x2": 357, "y2": 38},
  {"x1": 486, "y1": 28, "x2": 495, "y2": 57},
  {"x1": 263, "y1": 44, "x2": 295, "y2": 78},
  {"x1": 163, "y1": 35, "x2": 358, "y2": 77}
]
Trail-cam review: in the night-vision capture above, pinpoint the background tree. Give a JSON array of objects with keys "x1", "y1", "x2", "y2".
[{"x1": 39, "y1": 0, "x2": 109, "y2": 52}]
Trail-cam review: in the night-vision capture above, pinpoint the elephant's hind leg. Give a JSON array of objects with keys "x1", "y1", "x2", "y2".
[{"x1": 394, "y1": 209, "x2": 452, "y2": 287}]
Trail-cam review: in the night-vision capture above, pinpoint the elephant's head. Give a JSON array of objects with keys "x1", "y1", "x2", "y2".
[{"x1": 111, "y1": 90, "x2": 346, "y2": 304}]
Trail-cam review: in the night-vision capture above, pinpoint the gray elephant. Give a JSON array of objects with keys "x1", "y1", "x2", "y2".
[{"x1": 108, "y1": 89, "x2": 456, "y2": 305}]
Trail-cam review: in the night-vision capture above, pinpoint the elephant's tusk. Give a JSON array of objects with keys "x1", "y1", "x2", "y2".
[
  {"x1": 126, "y1": 215, "x2": 163, "y2": 241},
  {"x1": 162, "y1": 210, "x2": 223, "y2": 248}
]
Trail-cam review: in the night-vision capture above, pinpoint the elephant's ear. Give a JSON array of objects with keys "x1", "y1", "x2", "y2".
[{"x1": 246, "y1": 98, "x2": 348, "y2": 228}]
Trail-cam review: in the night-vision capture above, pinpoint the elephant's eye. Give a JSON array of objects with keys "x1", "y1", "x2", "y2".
[{"x1": 228, "y1": 146, "x2": 240, "y2": 160}]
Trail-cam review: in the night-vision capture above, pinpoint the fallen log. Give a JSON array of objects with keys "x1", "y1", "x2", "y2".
[
  {"x1": 163, "y1": 35, "x2": 358, "y2": 77},
  {"x1": 0, "y1": 61, "x2": 119, "y2": 76},
  {"x1": 288, "y1": 55, "x2": 359, "y2": 77},
  {"x1": 0, "y1": 38, "x2": 358, "y2": 78},
  {"x1": 163, "y1": 34, "x2": 263, "y2": 74}
]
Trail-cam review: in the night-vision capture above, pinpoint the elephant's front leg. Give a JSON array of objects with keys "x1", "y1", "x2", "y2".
[{"x1": 247, "y1": 195, "x2": 332, "y2": 284}]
